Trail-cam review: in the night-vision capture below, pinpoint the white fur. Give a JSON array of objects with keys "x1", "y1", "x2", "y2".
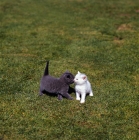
[{"x1": 74, "y1": 71, "x2": 93, "y2": 103}]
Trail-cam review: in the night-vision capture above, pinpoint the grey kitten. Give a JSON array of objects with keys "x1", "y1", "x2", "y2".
[{"x1": 39, "y1": 61, "x2": 74, "y2": 100}]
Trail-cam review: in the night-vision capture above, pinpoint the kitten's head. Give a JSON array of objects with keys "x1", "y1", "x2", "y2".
[
  {"x1": 61, "y1": 71, "x2": 74, "y2": 85},
  {"x1": 74, "y1": 71, "x2": 87, "y2": 85}
]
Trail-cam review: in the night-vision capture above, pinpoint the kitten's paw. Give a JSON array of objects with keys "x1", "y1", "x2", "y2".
[
  {"x1": 76, "y1": 98, "x2": 80, "y2": 101},
  {"x1": 39, "y1": 93, "x2": 44, "y2": 96},
  {"x1": 80, "y1": 101, "x2": 85, "y2": 104},
  {"x1": 69, "y1": 97, "x2": 74, "y2": 100},
  {"x1": 89, "y1": 94, "x2": 93, "y2": 96}
]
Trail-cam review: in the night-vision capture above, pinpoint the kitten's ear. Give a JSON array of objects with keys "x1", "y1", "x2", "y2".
[
  {"x1": 78, "y1": 71, "x2": 81, "y2": 74},
  {"x1": 82, "y1": 76, "x2": 86, "y2": 80}
]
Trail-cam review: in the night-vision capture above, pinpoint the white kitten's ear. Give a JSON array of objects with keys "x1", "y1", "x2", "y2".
[
  {"x1": 78, "y1": 71, "x2": 81, "y2": 74},
  {"x1": 82, "y1": 76, "x2": 86, "y2": 80}
]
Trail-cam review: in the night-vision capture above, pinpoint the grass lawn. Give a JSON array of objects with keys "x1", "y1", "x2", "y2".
[{"x1": 0, "y1": 0, "x2": 139, "y2": 139}]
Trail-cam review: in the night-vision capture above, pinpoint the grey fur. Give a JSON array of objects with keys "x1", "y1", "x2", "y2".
[{"x1": 39, "y1": 61, "x2": 74, "y2": 100}]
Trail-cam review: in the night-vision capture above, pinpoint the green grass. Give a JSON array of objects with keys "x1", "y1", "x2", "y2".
[{"x1": 0, "y1": 0, "x2": 139, "y2": 139}]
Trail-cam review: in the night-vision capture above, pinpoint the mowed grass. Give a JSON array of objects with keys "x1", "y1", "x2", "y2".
[{"x1": 0, "y1": 0, "x2": 139, "y2": 139}]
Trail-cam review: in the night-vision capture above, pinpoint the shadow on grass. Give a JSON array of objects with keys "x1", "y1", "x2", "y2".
[{"x1": 39, "y1": 86, "x2": 75, "y2": 98}]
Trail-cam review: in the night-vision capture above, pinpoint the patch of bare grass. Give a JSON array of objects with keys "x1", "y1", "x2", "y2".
[{"x1": 117, "y1": 23, "x2": 133, "y2": 32}]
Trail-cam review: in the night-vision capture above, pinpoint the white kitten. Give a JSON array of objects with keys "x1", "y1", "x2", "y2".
[{"x1": 74, "y1": 71, "x2": 93, "y2": 103}]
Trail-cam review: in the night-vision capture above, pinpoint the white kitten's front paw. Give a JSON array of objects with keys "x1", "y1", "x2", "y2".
[
  {"x1": 80, "y1": 100, "x2": 85, "y2": 103},
  {"x1": 76, "y1": 98, "x2": 80, "y2": 101}
]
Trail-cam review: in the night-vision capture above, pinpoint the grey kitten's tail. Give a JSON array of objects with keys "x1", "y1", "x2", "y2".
[{"x1": 44, "y1": 61, "x2": 49, "y2": 76}]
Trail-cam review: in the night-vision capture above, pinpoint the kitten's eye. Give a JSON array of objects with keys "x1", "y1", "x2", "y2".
[{"x1": 76, "y1": 79, "x2": 78, "y2": 80}]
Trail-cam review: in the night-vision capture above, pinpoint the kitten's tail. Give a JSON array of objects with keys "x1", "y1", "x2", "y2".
[{"x1": 44, "y1": 61, "x2": 49, "y2": 76}]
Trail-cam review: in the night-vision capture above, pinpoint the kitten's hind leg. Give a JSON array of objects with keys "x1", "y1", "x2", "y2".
[
  {"x1": 89, "y1": 89, "x2": 93, "y2": 96},
  {"x1": 62, "y1": 93, "x2": 73, "y2": 100},
  {"x1": 58, "y1": 94, "x2": 63, "y2": 100},
  {"x1": 39, "y1": 89, "x2": 44, "y2": 96},
  {"x1": 39, "y1": 92, "x2": 43, "y2": 96}
]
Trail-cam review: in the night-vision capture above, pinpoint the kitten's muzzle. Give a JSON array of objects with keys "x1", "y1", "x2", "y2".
[{"x1": 71, "y1": 80, "x2": 74, "y2": 84}]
